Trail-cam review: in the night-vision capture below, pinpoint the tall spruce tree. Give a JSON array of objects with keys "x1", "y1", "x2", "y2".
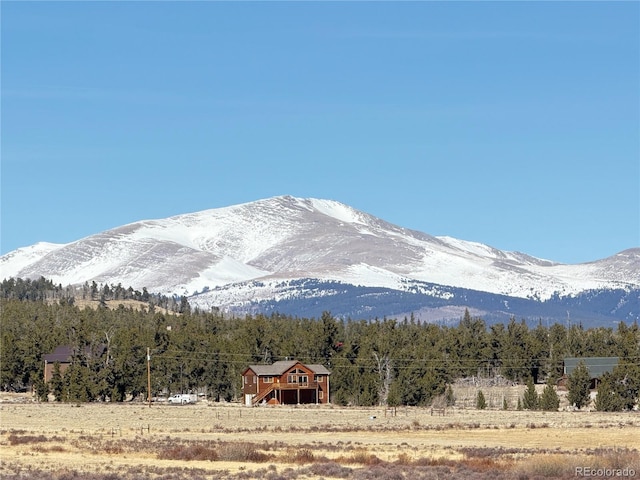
[
  {"x1": 612, "y1": 362, "x2": 640, "y2": 411},
  {"x1": 501, "y1": 318, "x2": 530, "y2": 382},
  {"x1": 33, "y1": 376, "x2": 49, "y2": 402},
  {"x1": 567, "y1": 360, "x2": 591, "y2": 409},
  {"x1": 539, "y1": 380, "x2": 560, "y2": 411},
  {"x1": 594, "y1": 373, "x2": 620, "y2": 411},
  {"x1": 50, "y1": 363, "x2": 64, "y2": 402},
  {"x1": 522, "y1": 378, "x2": 539, "y2": 410},
  {"x1": 594, "y1": 363, "x2": 640, "y2": 412},
  {"x1": 476, "y1": 390, "x2": 487, "y2": 409}
]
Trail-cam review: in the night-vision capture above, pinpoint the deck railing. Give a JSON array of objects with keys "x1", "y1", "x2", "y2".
[{"x1": 269, "y1": 381, "x2": 319, "y2": 389}]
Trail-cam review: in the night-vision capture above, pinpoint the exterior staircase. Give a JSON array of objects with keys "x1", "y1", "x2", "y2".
[{"x1": 251, "y1": 384, "x2": 276, "y2": 405}]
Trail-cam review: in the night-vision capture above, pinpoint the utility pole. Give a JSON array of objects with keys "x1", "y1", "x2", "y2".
[{"x1": 147, "y1": 347, "x2": 152, "y2": 408}]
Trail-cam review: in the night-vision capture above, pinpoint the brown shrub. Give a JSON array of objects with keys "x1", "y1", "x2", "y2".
[
  {"x1": 158, "y1": 444, "x2": 218, "y2": 461},
  {"x1": 7, "y1": 434, "x2": 48, "y2": 445},
  {"x1": 216, "y1": 442, "x2": 271, "y2": 462},
  {"x1": 350, "y1": 464, "x2": 404, "y2": 480},
  {"x1": 515, "y1": 453, "x2": 576, "y2": 478},
  {"x1": 516, "y1": 449, "x2": 640, "y2": 479},
  {"x1": 32, "y1": 445, "x2": 67, "y2": 453},
  {"x1": 282, "y1": 447, "x2": 315, "y2": 464},
  {"x1": 592, "y1": 448, "x2": 640, "y2": 471},
  {"x1": 395, "y1": 452, "x2": 412, "y2": 465},
  {"x1": 411, "y1": 456, "x2": 457, "y2": 467},
  {"x1": 337, "y1": 449, "x2": 383, "y2": 465},
  {"x1": 303, "y1": 462, "x2": 352, "y2": 478},
  {"x1": 463, "y1": 456, "x2": 503, "y2": 472}
]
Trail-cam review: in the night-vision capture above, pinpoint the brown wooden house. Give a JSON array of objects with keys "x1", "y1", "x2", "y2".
[
  {"x1": 241, "y1": 360, "x2": 331, "y2": 406},
  {"x1": 43, "y1": 346, "x2": 75, "y2": 383},
  {"x1": 43, "y1": 345, "x2": 105, "y2": 383}
]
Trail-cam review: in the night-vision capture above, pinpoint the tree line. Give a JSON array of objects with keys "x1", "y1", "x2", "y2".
[
  {"x1": 1, "y1": 277, "x2": 191, "y2": 313},
  {"x1": 1, "y1": 278, "x2": 639, "y2": 410}
]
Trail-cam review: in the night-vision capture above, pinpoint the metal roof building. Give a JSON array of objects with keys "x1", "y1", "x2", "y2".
[{"x1": 563, "y1": 357, "x2": 619, "y2": 378}]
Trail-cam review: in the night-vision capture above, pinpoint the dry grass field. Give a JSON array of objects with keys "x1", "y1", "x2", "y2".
[{"x1": 1, "y1": 392, "x2": 639, "y2": 480}]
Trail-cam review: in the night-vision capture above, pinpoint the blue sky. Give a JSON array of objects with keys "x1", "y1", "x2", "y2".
[{"x1": 2, "y1": 2, "x2": 638, "y2": 264}]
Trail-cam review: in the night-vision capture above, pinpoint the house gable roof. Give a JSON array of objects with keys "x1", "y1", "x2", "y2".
[
  {"x1": 246, "y1": 360, "x2": 298, "y2": 376},
  {"x1": 306, "y1": 364, "x2": 331, "y2": 375},
  {"x1": 43, "y1": 345, "x2": 106, "y2": 363},
  {"x1": 43, "y1": 346, "x2": 74, "y2": 363},
  {"x1": 243, "y1": 360, "x2": 331, "y2": 376}
]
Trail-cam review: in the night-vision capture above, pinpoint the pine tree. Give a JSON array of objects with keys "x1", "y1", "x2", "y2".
[
  {"x1": 50, "y1": 363, "x2": 64, "y2": 402},
  {"x1": 612, "y1": 362, "x2": 640, "y2": 411},
  {"x1": 539, "y1": 380, "x2": 560, "y2": 411},
  {"x1": 33, "y1": 376, "x2": 49, "y2": 402},
  {"x1": 523, "y1": 378, "x2": 539, "y2": 410},
  {"x1": 320, "y1": 311, "x2": 339, "y2": 367},
  {"x1": 501, "y1": 318, "x2": 530, "y2": 382},
  {"x1": 594, "y1": 373, "x2": 621, "y2": 412},
  {"x1": 445, "y1": 384, "x2": 456, "y2": 407},
  {"x1": 476, "y1": 390, "x2": 487, "y2": 410},
  {"x1": 64, "y1": 364, "x2": 95, "y2": 402},
  {"x1": 387, "y1": 381, "x2": 402, "y2": 408},
  {"x1": 567, "y1": 360, "x2": 591, "y2": 409},
  {"x1": 594, "y1": 364, "x2": 640, "y2": 412}
]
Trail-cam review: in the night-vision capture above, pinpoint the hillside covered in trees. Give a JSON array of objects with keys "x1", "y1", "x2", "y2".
[{"x1": 1, "y1": 277, "x2": 639, "y2": 409}]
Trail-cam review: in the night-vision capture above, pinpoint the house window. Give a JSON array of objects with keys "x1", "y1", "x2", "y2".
[
  {"x1": 263, "y1": 376, "x2": 274, "y2": 383},
  {"x1": 315, "y1": 375, "x2": 323, "y2": 382},
  {"x1": 319, "y1": 391, "x2": 323, "y2": 399},
  {"x1": 253, "y1": 376, "x2": 257, "y2": 384},
  {"x1": 287, "y1": 369, "x2": 311, "y2": 385}
]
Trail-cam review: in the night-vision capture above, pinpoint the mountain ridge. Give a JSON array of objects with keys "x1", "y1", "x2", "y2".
[{"x1": 2, "y1": 195, "x2": 639, "y2": 323}]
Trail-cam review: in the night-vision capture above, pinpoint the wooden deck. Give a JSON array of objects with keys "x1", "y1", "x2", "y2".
[{"x1": 252, "y1": 381, "x2": 321, "y2": 405}]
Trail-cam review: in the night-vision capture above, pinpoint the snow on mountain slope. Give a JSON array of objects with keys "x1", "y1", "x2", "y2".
[
  {"x1": 0, "y1": 242, "x2": 64, "y2": 273},
  {"x1": 1, "y1": 196, "x2": 638, "y2": 302}
]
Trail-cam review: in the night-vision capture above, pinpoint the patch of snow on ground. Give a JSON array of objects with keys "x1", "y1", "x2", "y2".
[
  {"x1": 187, "y1": 257, "x2": 272, "y2": 292},
  {"x1": 436, "y1": 236, "x2": 503, "y2": 259},
  {"x1": 131, "y1": 207, "x2": 294, "y2": 263},
  {"x1": 309, "y1": 198, "x2": 365, "y2": 225},
  {"x1": 324, "y1": 264, "x2": 408, "y2": 290}
]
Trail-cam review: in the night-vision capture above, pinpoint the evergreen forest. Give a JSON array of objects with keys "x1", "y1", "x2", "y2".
[{"x1": 2, "y1": 277, "x2": 639, "y2": 410}]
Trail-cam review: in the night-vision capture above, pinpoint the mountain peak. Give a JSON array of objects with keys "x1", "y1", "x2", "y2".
[{"x1": 1, "y1": 197, "x2": 638, "y2": 315}]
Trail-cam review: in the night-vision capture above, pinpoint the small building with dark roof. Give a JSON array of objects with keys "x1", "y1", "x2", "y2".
[
  {"x1": 43, "y1": 345, "x2": 105, "y2": 383},
  {"x1": 43, "y1": 346, "x2": 76, "y2": 383},
  {"x1": 562, "y1": 357, "x2": 619, "y2": 389},
  {"x1": 241, "y1": 360, "x2": 331, "y2": 406}
]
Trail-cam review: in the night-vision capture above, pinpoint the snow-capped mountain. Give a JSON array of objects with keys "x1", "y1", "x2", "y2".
[{"x1": 2, "y1": 196, "x2": 639, "y2": 323}]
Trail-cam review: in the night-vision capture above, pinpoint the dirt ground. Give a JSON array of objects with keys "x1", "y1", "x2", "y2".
[{"x1": 1, "y1": 393, "x2": 639, "y2": 479}]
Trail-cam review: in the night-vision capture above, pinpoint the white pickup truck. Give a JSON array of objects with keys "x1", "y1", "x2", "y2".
[{"x1": 167, "y1": 393, "x2": 197, "y2": 405}]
